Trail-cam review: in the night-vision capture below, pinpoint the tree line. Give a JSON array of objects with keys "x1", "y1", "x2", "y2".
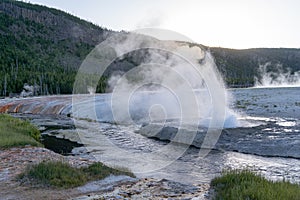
[{"x1": 1, "y1": 0, "x2": 300, "y2": 97}]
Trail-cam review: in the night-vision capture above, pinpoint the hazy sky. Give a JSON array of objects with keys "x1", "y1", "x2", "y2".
[{"x1": 28, "y1": 0, "x2": 300, "y2": 49}]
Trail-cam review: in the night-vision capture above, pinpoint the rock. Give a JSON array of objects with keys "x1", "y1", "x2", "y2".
[
  {"x1": 82, "y1": 177, "x2": 211, "y2": 200},
  {"x1": 139, "y1": 124, "x2": 208, "y2": 148},
  {"x1": 118, "y1": 191, "x2": 129, "y2": 197},
  {"x1": 77, "y1": 175, "x2": 138, "y2": 193}
]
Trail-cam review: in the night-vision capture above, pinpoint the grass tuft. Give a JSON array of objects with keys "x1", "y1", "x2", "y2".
[
  {"x1": 25, "y1": 161, "x2": 87, "y2": 188},
  {"x1": 0, "y1": 114, "x2": 42, "y2": 148},
  {"x1": 211, "y1": 169, "x2": 300, "y2": 200},
  {"x1": 83, "y1": 162, "x2": 135, "y2": 180},
  {"x1": 21, "y1": 161, "x2": 135, "y2": 188}
]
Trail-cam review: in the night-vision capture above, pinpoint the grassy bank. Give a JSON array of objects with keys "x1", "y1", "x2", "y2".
[
  {"x1": 20, "y1": 161, "x2": 135, "y2": 188},
  {"x1": 0, "y1": 114, "x2": 135, "y2": 188},
  {"x1": 211, "y1": 170, "x2": 300, "y2": 200},
  {"x1": 0, "y1": 114, "x2": 42, "y2": 148}
]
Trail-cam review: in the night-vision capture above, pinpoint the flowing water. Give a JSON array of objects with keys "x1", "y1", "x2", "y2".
[{"x1": 1, "y1": 87, "x2": 299, "y2": 185}]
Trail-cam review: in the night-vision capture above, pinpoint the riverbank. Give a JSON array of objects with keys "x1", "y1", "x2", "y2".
[
  {"x1": 0, "y1": 114, "x2": 211, "y2": 199},
  {"x1": 0, "y1": 146, "x2": 211, "y2": 199},
  {"x1": 0, "y1": 114, "x2": 41, "y2": 148},
  {"x1": 2, "y1": 109, "x2": 299, "y2": 199}
]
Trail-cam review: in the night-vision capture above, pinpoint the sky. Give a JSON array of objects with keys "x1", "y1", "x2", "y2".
[{"x1": 27, "y1": 0, "x2": 300, "y2": 49}]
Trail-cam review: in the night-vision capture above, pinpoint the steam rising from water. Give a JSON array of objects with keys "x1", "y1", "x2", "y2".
[
  {"x1": 73, "y1": 29, "x2": 239, "y2": 167},
  {"x1": 107, "y1": 38, "x2": 237, "y2": 129},
  {"x1": 255, "y1": 63, "x2": 300, "y2": 87}
]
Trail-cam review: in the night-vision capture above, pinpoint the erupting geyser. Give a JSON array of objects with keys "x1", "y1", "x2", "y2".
[{"x1": 73, "y1": 29, "x2": 239, "y2": 157}]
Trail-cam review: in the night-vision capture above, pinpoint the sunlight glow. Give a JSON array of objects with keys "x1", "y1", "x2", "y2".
[{"x1": 28, "y1": 0, "x2": 300, "y2": 49}]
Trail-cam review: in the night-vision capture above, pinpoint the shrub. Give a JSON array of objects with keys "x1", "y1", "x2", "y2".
[
  {"x1": 26, "y1": 161, "x2": 86, "y2": 188},
  {"x1": 21, "y1": 161, "x2": 135, "y2": 188},
  {"x1": 211, "y1": 169, "x2": 300, "y2": 200}
]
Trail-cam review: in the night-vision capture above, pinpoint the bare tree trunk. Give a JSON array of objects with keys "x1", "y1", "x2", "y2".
[
  {"x1": 11, "y1": 63, "x2": 14, "y2": 76},
  {"x1": 39, "y1": 74, "x2": 43, "y2": 95},
  {"x1": 4, "y1": 74, "x2": 7, "y2": 97},
  {"x1": 44, "y1": 84, "x2": 49, "y2": 95},
  {"x1": 15, "y1": 57, "x2": 18, "y2": 80},
  {"x1": 33, "y1": 79, "x2": 37, "y2": 96}
]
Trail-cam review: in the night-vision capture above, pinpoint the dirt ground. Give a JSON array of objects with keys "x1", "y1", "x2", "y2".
[{"x1": 0, "y1": 147, "x2": 211, "y2": 200}]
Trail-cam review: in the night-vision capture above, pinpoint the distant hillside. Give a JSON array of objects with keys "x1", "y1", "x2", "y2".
[
  {"x1": 0, "y1": 0, "x2": 300, "y2": 96},
  {"x1": 0, "y1": 0, "x2": 111, "y2": 95},
  {"x1": 211, "y1": 47, "x2": 300, "y2": 87}
]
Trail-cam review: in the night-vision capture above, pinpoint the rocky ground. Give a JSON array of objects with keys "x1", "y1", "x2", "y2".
[{"x1": 0, "y1": 147, "x2": 212, "y2": 200}]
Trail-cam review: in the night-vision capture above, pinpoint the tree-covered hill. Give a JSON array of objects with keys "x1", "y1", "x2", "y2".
[
  {"x1": 0, "y1": 0, "x2": 110, "y2": 96},
  {"x1": 0, "y1": 0, "x2": 300, "y2": 96},
  {"x1": 211, "y1": 47, "x2": 300, "y2": 87}
]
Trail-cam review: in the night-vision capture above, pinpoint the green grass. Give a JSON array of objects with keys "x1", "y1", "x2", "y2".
[
  {"x1": 82, "y1": 162, "x2": 135, "y2": 180},
  {"x1": 0, "y1": 114, "x2": 42, "y2": 148},
  {"x1": 20, "y1": 161, "x2": 135, "y2": 188},
  {"x1": 211, "y1": 170, "x2": 300, "y2": 200}
]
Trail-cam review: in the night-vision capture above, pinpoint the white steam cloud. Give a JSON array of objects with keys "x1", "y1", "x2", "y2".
[
  {"x1": 255, "y1": 63, "x2": 300, "y2": 87},
  {"x1": 107, "y1": 33, "x2": 237, "y2": 129},
  {"x1": 73, "y1": 29, "x2": 239, "y2": 170}
]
